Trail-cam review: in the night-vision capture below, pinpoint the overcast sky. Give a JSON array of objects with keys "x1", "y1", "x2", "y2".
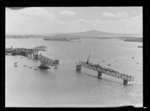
[{"x1": 6, "y1": 7, "x2": 142, "y2": 35}]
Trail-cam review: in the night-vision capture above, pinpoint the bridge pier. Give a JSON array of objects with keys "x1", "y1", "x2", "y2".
[
  {"x1": 123, "y1": 79, "x2": 128, "y2": 85},
  {"x1": 98, "y1": 71, "x2": 102, "y2": 79},
  {"x1": 20, "y1": 51, "x2": 27, "y2": 56},
  {"x1": 27, "y1": 53, "x2": 31, "y2": 58},
  {"x1": 39, "y1": 63, "x2": 50, "y2": 69},
  {"x1": 33, "y1": 54, "x2": 39, "y2": 59},
  {"x1": 76, "y1": 65, "x2": 81, "y2": 71},
  {"x1": 30, "y1": 54, "x2": 33, "y2": 58},
  {"x1": 54, "y1": 60, "x2": 59, "y2": 65}
]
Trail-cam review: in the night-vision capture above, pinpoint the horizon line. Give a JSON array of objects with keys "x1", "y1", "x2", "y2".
[{"x1": 6, "y1": 29, "x2": 142, "y2": 35}]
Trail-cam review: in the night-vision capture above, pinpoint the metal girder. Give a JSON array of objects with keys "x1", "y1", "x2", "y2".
[{"x1": 78, "y1": 61, "x2": 134, "y2": 82}]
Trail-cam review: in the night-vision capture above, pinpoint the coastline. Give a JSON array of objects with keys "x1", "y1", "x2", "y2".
[{"x1": 6, "y1": 36, "x2": 143, "y2": 43}]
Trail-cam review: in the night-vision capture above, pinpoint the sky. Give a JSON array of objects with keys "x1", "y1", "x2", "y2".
[{"x1": 5, "y1": 7, "x2": 143, "y2": 35}]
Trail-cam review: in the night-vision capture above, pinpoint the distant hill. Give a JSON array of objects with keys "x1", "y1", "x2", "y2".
[
  {"x1": 51, "y1": 30, "x2": 141, "y2": 38},
  {"x1": 6, "y1": 30, "x2": 142, "y2": 41}
]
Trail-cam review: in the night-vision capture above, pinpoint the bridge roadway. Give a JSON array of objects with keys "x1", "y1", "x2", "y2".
[
  {"x1": 5, "y1": 46, "x2": 59, "y2": 68},
  {"x1": 6, "y1": 46, "x2": 46, "y2": 55},
  {"x1": 38, "y1": 54, "x2": 59, "y2": 67},
  {"x1": 76, "y1": 61, "x2": 134, "y2": 85}
]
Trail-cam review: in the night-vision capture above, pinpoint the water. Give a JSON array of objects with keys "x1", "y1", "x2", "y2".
[{"x1": 5, "y1": 38, "x2": 143, "y2": 107}]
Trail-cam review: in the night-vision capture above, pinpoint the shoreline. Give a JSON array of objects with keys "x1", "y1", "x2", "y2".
[{"x1": 6, "y1": 37, "x2": 143, "y2": 43}]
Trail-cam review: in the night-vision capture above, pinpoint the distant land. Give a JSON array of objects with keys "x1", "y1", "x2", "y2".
[{"x1": 6, "y1": 30, "x2": 142, "y2": 42}]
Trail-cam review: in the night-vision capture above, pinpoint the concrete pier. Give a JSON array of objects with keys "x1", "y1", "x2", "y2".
[
  {"x1": 76, "y1": 65, "x2": 81, "y2": 71},
  {"x1": 34, "y1": 54, "x2": 39, "y2": 59},
  {"x1": 123, "y1": 79, "x2": 128, "y2": 85},
  {"x1": 54, "y1": 60, "x2": 59, "y2": 65},
  {"x1": 38, "y1": 64, "x2": 50, "y2": 69},
  {"x1": 98, "y1": 71, "x2": 102, "y2": 79}
]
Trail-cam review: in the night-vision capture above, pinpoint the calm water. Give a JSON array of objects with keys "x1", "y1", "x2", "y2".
[{"x1": 5, "y1": 38, "x2": 143, "y2": 107}]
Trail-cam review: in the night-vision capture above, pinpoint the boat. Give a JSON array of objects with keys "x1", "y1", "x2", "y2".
[
  {"x1": 138, "y1": 46, "x2": 143, "y2": 48},
  {"x1": 108, "y1": 64, "x2": 111, "y2": 66}
]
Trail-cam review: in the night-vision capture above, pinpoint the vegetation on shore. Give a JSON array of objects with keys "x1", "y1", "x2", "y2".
[
  {"x1": 6, "y1": 35, "x2": 142, "y2": 42},
  {"x1": 121, "y1": 37, "x2": 142, "y2": 42},
  {"x1": 6, "y1": 30, "x2": 142, "y2": 42}
]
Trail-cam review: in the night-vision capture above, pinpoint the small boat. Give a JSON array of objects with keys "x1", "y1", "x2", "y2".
[
  {"x1": 34, "y1": 68, "x2": 37, "y2": 70},
  {"x1": 24, "y1": 65, "x2": 28, "y2": 67},
  {"x1": 138, "y1": 46, "x2": 143, "y2": 48}
]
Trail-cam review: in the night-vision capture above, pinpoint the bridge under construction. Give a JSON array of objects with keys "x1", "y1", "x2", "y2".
[
  {"x1": 5, "y1": 46, "x2": 59, "y2": 69},
  {"x1": 6, "y1": 46, "x2": 134, "y2": 85},
  {"x1": 76, "y1": 61, "x2": 134, "y2": 85}
]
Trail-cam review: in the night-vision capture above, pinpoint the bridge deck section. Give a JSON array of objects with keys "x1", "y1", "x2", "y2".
[{"x1": 78, "y1": 61, "x2": 134, "y2": 82}]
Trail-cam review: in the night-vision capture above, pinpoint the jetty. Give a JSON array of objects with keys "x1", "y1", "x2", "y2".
[
  {"x1": 76, "y1": 61, "x2": 134, "y2": 85},
  {"x1": 5, "y1": 46, "x2": 59, "y2": 69}
]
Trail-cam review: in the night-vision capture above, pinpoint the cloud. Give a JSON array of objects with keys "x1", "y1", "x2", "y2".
[
  {"x1": 6, "y1": 7, "x2": 142, "y2": 34},
  {"x1": 92, "y1": 13, "x2": 142, "y2": 34},
  {"x1": 7, "y1": 7, "x2": 27, "y2": 10},
  {"x1": 6, "y1": 7, "x2": 56, "y2": 19},
  {"x1": 55, "y1": 19, "x2": 91, "y2": 25},
  {"x1": 56, "y1": 13, "x2": 142, "y2": 34},
  {"x1": 131, "y1": 10, "x2": 138, "y2": 15},
  {"x1": 75, "y1": 19, "x2": 90, "y2": 24},
  {"x1": 59, "y1": 10, "x2": 77, "y2": 16},
  {"x1": 102, "y1": 12, "x2": 128, "y2": 18},
  {"x1": 6, "y1": 7, "x2": 57, "y2": 34}
]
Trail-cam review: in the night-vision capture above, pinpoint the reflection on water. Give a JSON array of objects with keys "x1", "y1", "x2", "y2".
[{"x1": 5, "y1": 38, "x2": 143, "y2": 107}]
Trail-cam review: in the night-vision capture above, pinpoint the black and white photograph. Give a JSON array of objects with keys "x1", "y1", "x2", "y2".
[{"x1": 5, "y1": 6, "x2": 143, "y2": 107}]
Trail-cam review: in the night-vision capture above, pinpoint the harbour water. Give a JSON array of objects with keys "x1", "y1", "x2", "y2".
[{"x1": 5, "y1": 38, "x2": 143, "y2": 107}]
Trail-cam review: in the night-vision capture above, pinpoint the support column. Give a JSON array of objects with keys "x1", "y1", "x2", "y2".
[
  {"x1": 54, "y1": 60, "x2": 59, "y2": 65},
  {"x1": 24, "y1": 52, "x2": 27, "y2": 57},
  {"x1": 27, "y1": 54, "x2": 30, "y2": 58},
  {"x1": 76, "y1": 65, "x2": 81, "y2": 71},
  {"x1": 39, "y1": 62, "x2": 49, "y2": 69},
  {"x1": 98, "y1": 71, "x2": 102, "y2": 79},
  {"x1": 29, "y1": 54, "x2": 31, "y2": 58},
  {"x1": 30, "y1": 54, "x2": 32, "y2": 58},
  {"x1": 34, "y1": 54, "x2": 39, "y2": 59},
  {"x1": 123, "y1": 79, "x2": 128, "y2": 85}
]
